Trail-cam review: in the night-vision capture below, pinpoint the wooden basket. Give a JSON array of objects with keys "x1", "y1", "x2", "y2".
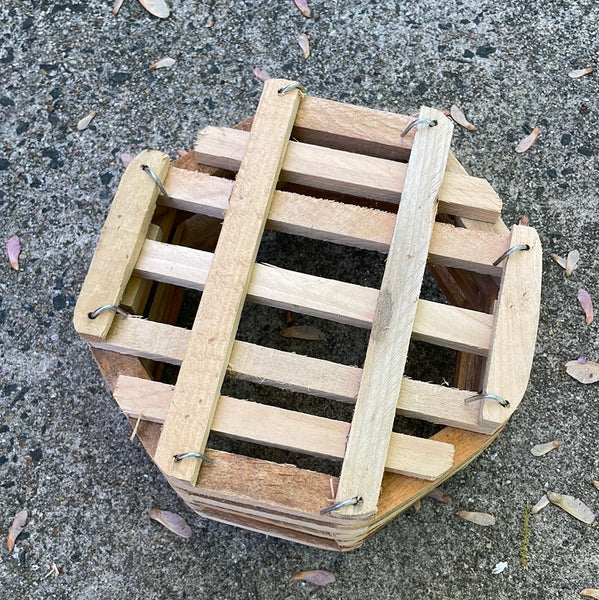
[{"x1": 74, "y1": 80, "x2": 542, "y2": 551}]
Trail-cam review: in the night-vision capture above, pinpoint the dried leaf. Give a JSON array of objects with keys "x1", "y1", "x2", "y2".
[
  {"x1": 77, "y1": 111, "x2": 97, "y2": 131},
  {"x1": 7, "y1": 235, "x2": 21, "y2": 270},
  {"x1": 450, "y1": 105, "x2": 477, "y2": 131},
  {"x1": 412, "y1": 499, "x2": 422, "y2": 512},
  {"x1": 253, "y1": 67, "x2": 271, "y2": 82},
  {"x1": 456, "y1": 510, "x2": 496, "y2": 526},
  {"x1": 530, "y1": 440, "x2": 563, "y2": 456},
  {"x1": 137, "y1": 0, "x2": 170, "y2": 18},
  {"x1": 150, "y1": 57, "x2": 176, "y2": 70},
  {"x1": 566, "y1": 249, "x2": 580, "y2": 277},
  {"x1": 148, "y1": 508, "x2": 192, "y2": 538},
  {"x1": 113, "y1": 0, "x2": 125, "y2": 15},
  {"x1": 280, "y1": 325, "x2": 326, "y2": 341},
  {"x1": 550, "y1": 253, "x2": 568, "y2": 270},
  {"x1": 531, "y1": 494, "x2": 550, "y2": 514},
  {"x1": 291, "y1": 570, "x2": 335, "y2": 586},
  {"x1": 491, "y1": 561, "x2": 508, "y2": 574},
  {"x1": 581, "y1": 589, "x2": 599, "y2": 599},
  {"x1": 427, "y1": 487, "x2": 452, "y2": 504},
  {"x1": 577, "y1": 289, "x2": 594, "y2": 325},
  {"x1": 515, "y1": 126, "x2": 540, "y2": 153},
  {"x1": 565, "y1": 360, "x2": 599, "y2": 384},
  {"x1": 293, "y1": 0, "x2": 311, "y2": 18},
  {"x1": 7, "y1": 509, "x2": 28, "y2": 552},
  {"x1": 593, "y1": 481, "x2": 599, "y2": 491},
  {"x1": 120, "y1": 153, "x2": 134, "y2": 168},
  {"x1": 518, "y1": 215, "x2": 529, "y2": 226},
  {"x1": 568, "y1": 67, "x2": 594, "y2": 79},
  {"x1": 546, "y1": 491, "x2": 595, "y2": 524},
  {"x1": 298, "y1": 33, "x2": 310, "y2": 59}
]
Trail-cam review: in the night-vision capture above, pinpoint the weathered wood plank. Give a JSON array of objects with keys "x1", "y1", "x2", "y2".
[
  {"x1": 153, "y1": 79, "x2": 303, "y2": 484},
  {"x1": 335, "y1": 107, "x2": 454, "y2": 517},
  {"x1": 194, "y1": 127, "x2": 501, "y2": 222},
  {"x1": 73, "y1": 150, "x2": 170, "y2": 342}
]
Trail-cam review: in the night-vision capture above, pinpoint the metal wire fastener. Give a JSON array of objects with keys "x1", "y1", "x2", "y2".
[
  {"x1": 278, "y1": 82, "x2": 306, "y2": 95},
  {"x1": 464, "y1": 393, "x2": 510, "y2": 408},
  {"x1": 492, "y1": 243, "x2": 531, "y2": 266},
  {"x1": 320, "y1": 496, "x2": 363, "y2": 515},
  {"x1": 141, "y1": 164, "x2": 170, "y2": 201},
  {"x1": 88, "y1": 304, "x2": 129, "y2": 319},
  {"x1": 173, "y1": 451, "x2": 213, "y2": 464},
  {"x1": 400, "y1": 118, "x2": 438, "y2": 138}
]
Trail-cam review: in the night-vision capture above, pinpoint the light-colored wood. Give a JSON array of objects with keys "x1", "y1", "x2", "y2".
[
  {"x1": 335, "y1": 107, "x2": 454, "y2": 517},
  {"x1": 133, "y1": 240, "x2": 493, "y2": 354},
  {"x1": 73, "y1": 150, "x2": 170, "y2": 342},
  {"x1": 114, "y1": 375, "x2": 454, "y2": 480},
  {"x1": 479, "y1": 225, "x2": 542, "y2": 428},
  {"x1": 163, "y1": 167, "x2": 508, "y2": 273},
  {"x1": 91, "y1": 323, "x2": 494, "y2": 433},
  {"x1": 194, "y1": 127, "x2": 502, "y2": 222},
  {"x1": 153, "y1": 79, "x2": 303, "y2": 484}
]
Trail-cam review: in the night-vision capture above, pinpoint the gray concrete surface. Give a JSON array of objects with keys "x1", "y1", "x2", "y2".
[{"x1": 1, "y1": 0, "x2": 598, "y2": 598}]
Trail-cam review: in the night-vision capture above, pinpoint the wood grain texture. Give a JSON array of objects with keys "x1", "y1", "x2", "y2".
[
  {"x1": 479, "y1": 225, "x2": 542, "y2": 429},
  {"x1": 153, "y1": 79, "x2": 303, "y2": 483},
  {"x1": 194, "y1": 127, "x2": 501, "y2": 222},
  {"x1": 73, "y1": 150, "x2": 170, "y2": 342},
  {"x1": 335, "y1": 108, "x2": 454, "y2": 517}
]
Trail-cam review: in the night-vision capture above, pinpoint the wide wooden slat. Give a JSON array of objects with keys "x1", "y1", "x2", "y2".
[
  {"x1": 479, "y1": 225, "x2": 542, "y2": 428},
  {"x1": 133, "y1": 240, "x2": 493, "y2": 354},
  {"x1": 194, "y1": 126, "x2": 501, "y2": 222},
  {"x1": 114, "y1": 376, "x2": 454, "y2": 480},
  {"x1": 153, "y1": 79, "x2": 303, "y2": 484},
  {"x1": 334, "y1": 108, "x2": 453, "y2": 517},
  {"x1": 73, "y1": 150, "x2": 170, "y2": 342},
  {"x1": 163, "y1": 167, "x2": 508, "y2": 274}
]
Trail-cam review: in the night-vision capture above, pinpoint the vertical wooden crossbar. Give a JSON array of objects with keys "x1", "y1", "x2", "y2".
[
  {"x1": 334, "y1": 108, "x2": 454, "y2": 517},
  {"x1": 73, "y1": 150, "x2": 170, "y2": 342},
  {"x1": 153, "y1": 79, "x2": 303, "y2": 484}
]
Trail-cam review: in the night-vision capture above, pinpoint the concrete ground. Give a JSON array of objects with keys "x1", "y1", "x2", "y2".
[{"x1": 1, "y1": 0, "x2": 598, "y2": 598}]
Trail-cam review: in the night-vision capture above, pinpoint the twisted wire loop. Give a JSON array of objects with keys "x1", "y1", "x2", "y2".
[
  {"x1": 464, "y1": 393, "x2": 510, "y2": 408},
  {"x1": 88, "y1": 304, "x2": 129, "y2": 319},
  {"x1": 173, "y1": 451, "x2": 213, "y2": 464},
  {"x1": 400, "y1": 118, "x2": 438, "y2": 138},
  {"x1": 277, "y1": 81, "x2": 307, "y2": 95},
  {"x1": 320, "y1": 496, "x2": 363, "y2": 515},
  {"x1": 492, "y1": 243, "x2": 531, "y2": 267},
  {"x1": 141, "y1": 164, "x2": 170, "y2": 201}
]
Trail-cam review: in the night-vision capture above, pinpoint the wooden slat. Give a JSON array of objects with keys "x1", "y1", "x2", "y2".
[
  {"x1": 114, "y1": 376, "x2": 454, "y2": 480},
  {"x1": 335, "y1": 107, "x2": 453, "y2": 517},
  {"x1": 163, "y1": 167, "x2": 508, "y2": 274},
  {"x1": 133, "y1": 240, "x2": 493, "y2": 354},
  {"x1": 153, "y1": 79, "x2": 303, "y2": 484},
  {"x1": 194, "y1": 126, "x2": 501, "y2": 222},
  {"x1": 479, "y1": 225, "x2": 542, "y2": 429},
  {"x1": 73, "y1": 150, "x2": 170, "y2": 342}
]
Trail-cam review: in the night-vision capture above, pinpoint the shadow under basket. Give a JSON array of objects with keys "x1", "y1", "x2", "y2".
[{"x1": 73, "y1": 80, "x2": 542, "y2": 551}]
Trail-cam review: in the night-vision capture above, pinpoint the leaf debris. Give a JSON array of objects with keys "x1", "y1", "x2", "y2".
[
  {"x1": 77, "y1": 111, "x2": 97, "y2": 131},
  {"x1": 7, "y1": 509, "x2": 28, "y2": 552},
  {"x1": 298, "y1": 33, "x2": 310, "y2": 59},
  {"x1": 456, "y1": 510, "x2": 496, "y2": 526},
  {"x1": 450, "y1": 105, "x2": 477, "y2": 130},
  {"x1": 113, "y1": 0, "x2": 125, "y2": 15},
  {"x1": 565, "y1": 360, "x2": 599, "y2": 384},
  {"x1": 7, "y1": 235, "x2": 21, "y2": 270},
  {"x1": 515, "y1": 126, "x2": 540, "y2": 153},
  {"x1": 520, "y1": 505, "x2": 531, "y2": 567},
  {"x1": 581, "y1": 590, "x2": 599, "y2": 599},
  {"x1": 253, "y1": 67, "x2": 271, "y2": 82},
  {"x1": 568, "y1": 67, "x2": 594, "y2": 79},
  {"x1": 280, "y1": 325, "x2": 326, "y2": 341},
  {"x1": 427, "y1": 487, "x2": 452, "y2": 504},
  {"x1": 293, "y1": 0, "x2": 311, "y2": 18},
  {"x1": 148, "y1": 508, "x2": 192, "y2": 538},
  {"x1": 150, "y1": 57, "x2": 176, "y2": 70},
  {"x1": 531, "y1": 494, "x2": 550, "y2": 514},
  {"x1": 291, "y1": 570, "x2": 335, "y2": 586},
  {"x1": 550, "y1": 250, "x2": 580, "y2": 276},
  {"x1": 546, "y1": 491, "x2": 595, "y2": 524},
  {"x1": 138, "y1": 0, "x2": 170, "y2": 18},
  {"x1": 530, "y1": 440, "x2": 562, "y2": 456},
  {"x1": 577, "y1": 289, "x2": 594, "y2": 325},
  {"x1": 492, "y1": 561, "x2": 508, "y2": 574}
]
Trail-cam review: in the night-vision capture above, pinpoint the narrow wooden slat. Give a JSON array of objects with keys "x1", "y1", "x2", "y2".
[
  {"x1": 163, "y1": 167, "x2": 508, "y2": 273},
  {"x1": 335, "y1": 108, "x2": 454, "y2": 517},
  {"x1": 194, "y1": 126, "x2": 501, "y2": 222},
  {"x1": 133, "y1": 240, "x2": 493, "y2": 354},
  {"x1": 73, "y1": 150, "x2": 170, "y2": 342},
  {"x1": 114, "y1": 376, "x2": 454, "y2": 480},
  {"x1": 479, "y1": 225, "x2": 542, "y2": 429},
  {"x1": 153, "y1": 79, "x2": 303, "y2": 484}
]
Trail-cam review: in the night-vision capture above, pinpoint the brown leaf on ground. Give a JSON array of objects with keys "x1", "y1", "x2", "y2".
[
  {"x1": 450, "y1": 105, "x2": 477, "y2": 130},
  {"x1": 7, "y1": 509, "x2": 28, "y2": 552},
  {"x1": 150, "y1": 57, "x2": 176, "y2": 70},
  {"x1": 148, "y1": 508, "x2": 192, "y2": 538},
  {"x1": 577, "y1": 289, "x2": 594, "y2": 325},
  {"x1": 580, "y1": 589, "x2": 599, "y2": 599},
  {"x1": 77, "y1": 111, "x2": 97, "y2": 131},
  {"x1": 568, "y1": 67, "x2": 594, "y2": 79},
  {"x1": 546, "y1": 491, "x2": 595, "y2": 524},
  {"x1": 138, "y1": 0, "x2": 170, "y2": 18},
  {"x1": 566, "y1": 250, "x2": 580, "y2": 276},
  {"x1": 113, "y1": 0, "x2": 125, "y2": 15},
  {"x1": 456, "y1": 510, "x2": 496, "y2": 526},
  {"x1": 530, "y1": 440, "x2": 562, "y2": 456},
  {"x1": 293, "y1": 0, "x2": 311, "y2": 17},
  {"x1": 298, "y1": 33, "x2": 310, "y2": 59},
  {"x1": 7, "y1": 235, "x2": 21, "y2": 270},
  {"x1": 518, "y1": 215, "x2": 529, "y2": 226},
  {"x1": 291, "y1": 570, "x2": 335, "y2": 586},
  {"x1": 531, "y1": 494, "x2": 550, "y2": 514},
  {"x1": 253, "y1": 67, "x2": 271, "y2": 82},
  {"x1": 120, "y1": 153, "x2": 134, "y2": 168},
  {"x1": 280, "y1": 325, "x2": 326, "y2": 341},
  {"x1": 515, "y1": 126, "x2": 540, "y2": 153},
  {"x1": 427, "y1": 487, "x2": 452, "y2": 504},
  {"x1": 565, "y1": 360, "x2": 599, "y2": 384},
  {"x1": 593, "y1": 481, "x2": 599, "y2": 491}
]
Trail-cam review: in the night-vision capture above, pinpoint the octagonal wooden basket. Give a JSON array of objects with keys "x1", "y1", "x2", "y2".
[{"x1": 74, "y1": 80, "x2": 541, "y2": 551}]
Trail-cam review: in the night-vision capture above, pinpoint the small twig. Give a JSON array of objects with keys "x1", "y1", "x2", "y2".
[
  {"x1": 520, "y1": 505, "x2": 531, "y2": 567},
  {"x1": 130, "y1": 414, "x2": 143, "y2": 441}
]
